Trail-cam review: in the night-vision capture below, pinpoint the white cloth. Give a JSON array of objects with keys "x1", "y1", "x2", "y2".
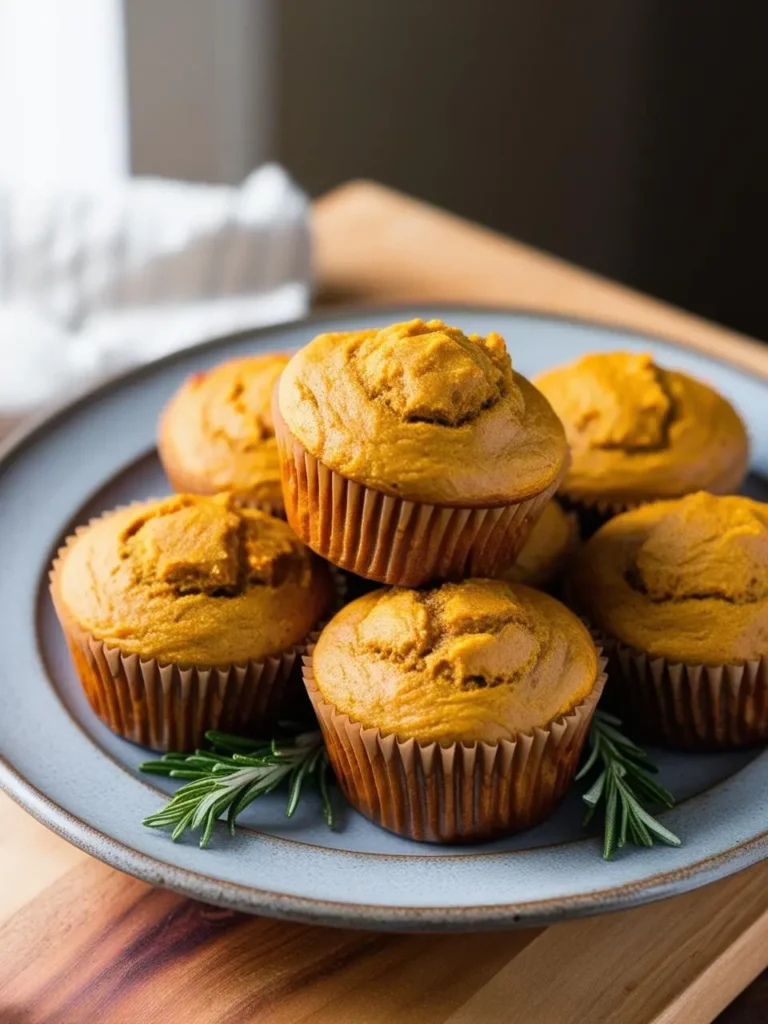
[{"x1": 0, "y1": 164, "x2": 311, "y2": 415}]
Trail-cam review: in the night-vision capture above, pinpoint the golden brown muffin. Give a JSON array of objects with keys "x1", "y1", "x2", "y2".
[
  {"x1": 51, "y1": 493, "x2": 335, "y2": 750},
  {"x1": 275, "y1": 319, "x2": 568, "y2": 586},
  {"x1": 498, "y1": 500, "x2": 577, "y2": 590},
  {"x1": 535, "y1": 352, "x2": 749, "y2": 527},
  {"x1": 304, "y1": 580, "x2": 604, "y2": 841},
  {"x1": 159, "y1": 354, "x2": 290, "y2": 512},
  {"x1": 568, "y1": 492, "x2": 768, "y2": 748}
]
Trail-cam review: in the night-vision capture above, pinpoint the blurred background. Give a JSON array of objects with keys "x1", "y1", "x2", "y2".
[{"x1": 1, "y1": 0, "x2": 766, "y2": 339}]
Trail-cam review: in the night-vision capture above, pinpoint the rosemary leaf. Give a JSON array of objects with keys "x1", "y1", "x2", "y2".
[
  {"x1": 575, "y1": 735, "x2": 601, "y2": 781},
  {"x1": 204, "y1": 731, "x2": 273, "y2": 753},
  {"x1": 287, "y1": 757, "x2": 313, "y2": 818},
  {"x1": 603, "y1": 774, "x2": 619, "y2": 860},
  {"x1": 319, "y1": 758, "x2": 335, "y2": 828},
  {"x1": 582, "y1": 769, "x2": 607, "y2": 809},
  {"x1": 631, "y1": 801, "x2": 682, "y2": 847},
  {"x1": 622, "y1": 768, "x2": 675, "y2": 809},
  {"x1": 618, "y1": 791, "x2": 629, "y2": 849}
]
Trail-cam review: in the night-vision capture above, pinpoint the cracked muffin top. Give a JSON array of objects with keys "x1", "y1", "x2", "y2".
[
  {"x1": 277, "y1": 319, "x2": 567, "y2": 505},
  {"x1": 53, "y1": 494, "x2": 334, "y2": 665},
  {"x1": 568, "y1": 492, "x2": 768, "y2": 663},
  {"x1": 311, "y1": 579, "x2": 599, "y2": 744},
  {"x1": 159, "y1": 354, "x2": 290, "y2": 509},
  {"x1": 534, "y1": 352, "x2": 749, "y2": 503}
]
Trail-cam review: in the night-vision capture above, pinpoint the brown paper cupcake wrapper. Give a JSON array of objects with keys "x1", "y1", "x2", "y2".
[
  {"x1": 50, "y1": 510, "x2": 346, "y2": 752},
  {"x1": 302, "y1": 645, "x2": 606, "y2": 843},
  {"x1": 225, "y1": 494, "x2": 285, "y2": 518},
  {"x1": 273, "y1": 402, "x2": 563, "y2": 587},
  {"x1": 561, "y1": 460, "x2": 749, "y2": 539},
  {"x1": 600, "y1": 633, "x2": 768, "y2": 750},
  {"x1": 559, "y1": 494, "x2": 642, "y2": 539}
]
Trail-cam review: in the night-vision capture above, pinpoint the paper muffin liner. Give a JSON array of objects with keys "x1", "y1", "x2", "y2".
[
  {"x1": 561, "y1": 458, "x2": 750, "y2": 538},
  {"x1": 559, "y1": 494, "x2": 642, "y2": 539},
  {"x1": 302, "y1": 645, "x2": 607, "y2": 843},
  {"x1": 49, "y1": 511, "x2": 345, "y2": 752},
  {"x1": 239, "y1": 496, "x2": 285, "y2": 518},
  {"x1": 273, "y1": 401, "x2": 563, "y2": 587},
  {"x1": 599, "y1": 633, "x2": 768, "y2": 750}
]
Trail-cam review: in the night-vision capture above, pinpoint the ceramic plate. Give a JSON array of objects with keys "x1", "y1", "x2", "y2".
[{"x1": 2, "y1": 306, "x2": 768, "y2": 932}]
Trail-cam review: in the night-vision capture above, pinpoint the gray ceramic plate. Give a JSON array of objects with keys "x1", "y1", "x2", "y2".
[{"x1": 2, "y1": 306, "x2": 768, "y2": 932}]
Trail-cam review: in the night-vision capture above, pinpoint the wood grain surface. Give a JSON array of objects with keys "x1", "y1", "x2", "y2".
[{"x1": 2, "y1": 180, "x2": 767, "y2": 1024}]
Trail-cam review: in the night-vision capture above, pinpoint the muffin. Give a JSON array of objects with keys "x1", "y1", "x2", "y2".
[
  {"x1": 50, "y1": 493, "x2": 336, "y2": 751},
  {"x1": 274, "y1": 319, "x2": 568, "y2": 586},
  {"x1": 568, "y1": 492, "x2": 768, "y2": 749},
  {"x1": 303, "y1": 579, "x2": 605, "y2": 842},
  {"x1": 159, "y1": 353, "x2": 290, "y2": 513},
  {"x1": 535, "y1": 351, "x2": 749, "y2": 533},
  {"x1": 497, "y1": 500, "x2": 577, "y2": 590}
]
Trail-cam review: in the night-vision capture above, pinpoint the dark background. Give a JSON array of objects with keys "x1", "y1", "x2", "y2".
[{"x1": 277, "y1": 2, "x2": 767, "y2": 341}]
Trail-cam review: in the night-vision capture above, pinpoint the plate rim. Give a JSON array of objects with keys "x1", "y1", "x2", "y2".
[
  {"x1": 2, "y1": 302, "x2": 768, "y2": 932},
  {"x1": 3, "y1": 749, "x2": 767, "y2": 931}
]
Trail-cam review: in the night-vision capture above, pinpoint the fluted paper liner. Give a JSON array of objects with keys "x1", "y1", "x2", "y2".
[
  {"x1": 302, "y1": 645, "x2": 607, "y2": 843},
  {"x1": 49, "y1": 509, "x2": 345, "y2": 752},
  {"x1": 602, "y1": 635, "x2": 768, "y2": 750},
  {"x1": 561, "y1": 465, "x2": 749, "y2": 538},
  {"x1": 559, "y1": 494, "x2": 642, "y2": 539},
  {"x1": 273, "y1": 400, "x2": 563, "y2": 587},
  {"x1": 243, "y1": 498, "x2": 285, "y2": 518}
]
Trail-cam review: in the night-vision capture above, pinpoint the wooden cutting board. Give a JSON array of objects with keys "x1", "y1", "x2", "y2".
[{"x1": 1, "y1": 180, "x2": 767, "y2": 1024}]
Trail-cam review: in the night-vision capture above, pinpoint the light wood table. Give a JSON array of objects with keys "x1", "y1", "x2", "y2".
[{"x1": 1, "y1": 181, "x2": 767, "y2": 1024}]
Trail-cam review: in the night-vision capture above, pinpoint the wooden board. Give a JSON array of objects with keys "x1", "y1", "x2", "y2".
[{"x1": 2, "y1": 180, "x2": 767, "y2": 1023}]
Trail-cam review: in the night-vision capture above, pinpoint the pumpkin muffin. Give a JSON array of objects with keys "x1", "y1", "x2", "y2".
[
  {"x1": 50, "y1": 493, "x2": 336, "y2": 751},
  {"x1": 535, "y1": 351, "x2": 749, "y2": 533},
  {"x1": 159, "y1": 354, "x2": 290, "y2": 513},
  {"x1": 304, "y1": 579, "x2": 605, "y2": 842},
  {"x1": 498, "y1": 500, "x2": 577, "y2": 590},
  {"x1": 568, "y1": 492, "x2": 768, "y2": 749},
  {"x1": 274, "y1": 318, "x2": 568, "y2": 586}
]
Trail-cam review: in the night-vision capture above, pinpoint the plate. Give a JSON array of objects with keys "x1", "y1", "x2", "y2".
[{"x1": 2, "y1": 305, "x2": 768, "y2": 932}]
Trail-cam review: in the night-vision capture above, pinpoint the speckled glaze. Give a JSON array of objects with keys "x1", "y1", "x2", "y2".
[{"x1": 1, "y1": 306, "x2": 768, "y2": 932}]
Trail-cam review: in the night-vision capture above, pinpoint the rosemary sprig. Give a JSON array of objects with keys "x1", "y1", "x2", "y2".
[
  {"x1": 140, "y1": 728, "x2": 334, "y2": 848},
  {"x1": 577, "y1": 710, "x2": 681, "y2": 860}
]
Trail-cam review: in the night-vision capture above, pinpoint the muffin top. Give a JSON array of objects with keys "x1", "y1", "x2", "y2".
[
  {"x1": 499, "y1": 501, "x2": 576, "y2": 589},
  {"x1": 569, "y1": 492, "x2": 768, "y2": 664},
  {"x1": 55, "y1": 493, "x2": 334, "y2": 666},
  {"x1": 311, "y1": 579, "x2": 599, "y2": 744},
  {"x1": 159, "y1": 354, "x2": 290, "y2": 508},
  {"x1": 535, "y1": 351, "x2": 749, "y2": 503},
  {"x1": 278, "y1": 319, "x2": 567, "y2": 505}
]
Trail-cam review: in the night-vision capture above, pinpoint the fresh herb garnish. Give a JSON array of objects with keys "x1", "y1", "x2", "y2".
[
  {"x1": 577, "y1": 710, "x2": 681, "y2": 859},
  {"x1": 140, "y1": 729, "x2": 334, "y2": 848},
  {"x1": 140, "y1": 713, "x2": 680, "y2": 859}
]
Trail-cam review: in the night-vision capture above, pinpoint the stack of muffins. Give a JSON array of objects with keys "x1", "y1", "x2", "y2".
[{"x1": 51, "y1": 317, "x2": 767, "y2": 847}]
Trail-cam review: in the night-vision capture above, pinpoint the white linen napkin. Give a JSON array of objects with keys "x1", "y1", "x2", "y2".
[{"x1": 0, "y1": 164, "x2": 311, "y2": 419}]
